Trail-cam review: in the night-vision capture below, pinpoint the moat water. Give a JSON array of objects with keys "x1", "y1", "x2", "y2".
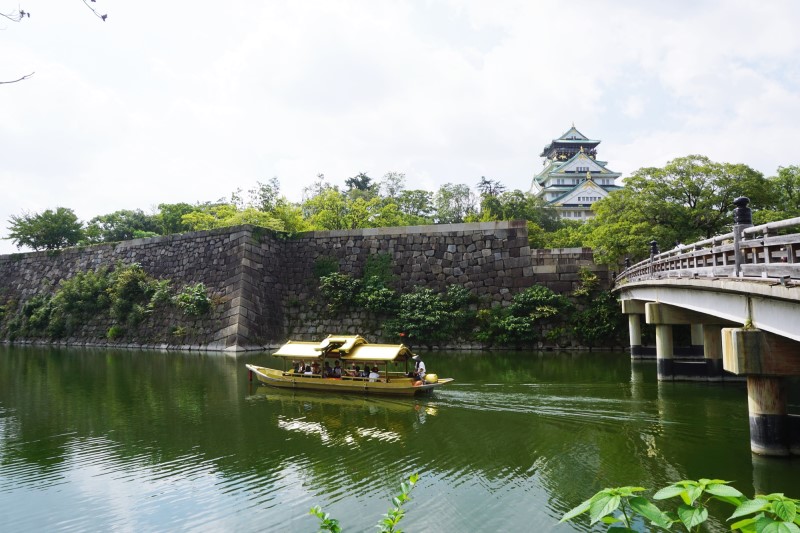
[{"x1": 1, "y1": 346, "x2": 798, "y2": 532}]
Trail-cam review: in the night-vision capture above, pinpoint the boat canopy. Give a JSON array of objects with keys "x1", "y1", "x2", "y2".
[
  {"x1": 272, "y1": 341, "x2": 324, "y2": 359},
  {"x1": 340, "y1": 344, "x2": 412, "y2": 362},
  {"x1": 271, "y1": 335, "x2": 412, "y2": 362}
]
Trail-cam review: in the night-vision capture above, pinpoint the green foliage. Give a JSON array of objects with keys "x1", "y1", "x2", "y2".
[
  {"x1": 572, "y1": 268, "x2": 599, "y2": 297},
  {"x1": 311, "y1": 473, "x2": 419, "y2": 533},
  {"x1": 7, "y1": 207, "x2": 84, "y2": 250},
  {"x1": 475, "y1": 285, "x2": 571, "y2": 348},
  {"x1": 108, "y1": 263, "x2": 155, "y2": 326},
  {"x1": 434, "y1": 183, "x2": 477, "y2": 223},
  {"x1": 175, "y1": 283, "x2": 212, "y2": 317},
  {"x1": 84, "y1": 209, "x2": 160, "y2": 243},
  {"x1": 309, "y1": 506, "x2": 342, "y2": 533},
  {"x1": 107, "y1": 325, "x2": 124, "y2": 340},
  {"x1": 562, "y1": 478, "x2": 800, "y2": 533},
  {"x1": 571, "y1": 291, "x2": 625, "y2": 349},
  {"x1": 384, "y1": 286, "x2": 473, "y2": 346},
  {"x1": 363, "y1": 253, "x2": 393, "y2": 285},
  {"x1": 313, "y1": 257, "x2": 340, "y2": 279},
  {"x1": 588, "y1": 155, "x2": 771, "y2": 264},
  {"x1": 319, "y1": 273, "x2": 362, "y2": 312}
]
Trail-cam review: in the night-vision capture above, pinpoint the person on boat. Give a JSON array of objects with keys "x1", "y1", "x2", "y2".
[
  {"x1": 303, "y1": 365, "x2": 313, "y2": 376},
  {"x1": 333, "y1": 360, "x2": 343, "y2": 378},
  {"x1": 293, "y1": 361, "x2": 304, "y2": 373},
  {"x1": 368, "y1": 366, "x2": 380, "y2": 382},
  {"x1": 353, "y1": 365, "x2": 361, "y2": 378},
  {"x1": 323, "y1": 361, "x2": 333, "y2": 377},
  {"x1": 311, "y1": 361, "x2": 321, "y2": 375},
  {"x1": 359, "y1": 365, "x2": 370, "y2": 378},
  {"x1": 411, "y1": 354, "x2": 426, "y2": 380}
]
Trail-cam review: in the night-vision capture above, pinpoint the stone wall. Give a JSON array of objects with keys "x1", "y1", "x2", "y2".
[{"x1": 0, "y1": 221, "x2": 611, "y2": 351}]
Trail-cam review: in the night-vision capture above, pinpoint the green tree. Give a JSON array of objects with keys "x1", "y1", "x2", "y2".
[
  {"x1": 84, "y1": 209, "x2": 160, "y2": 243},
  {"x1": 181, "y1": 204, "x2": 283, "y2": 231},
  {"x1": 6, "y1": 207, "x2": 83, "y2": 250},
  {"x1": 434, "y1": 183, "x2": 476, "y2": 223},
  {"x1": 479, "y1": 189, "x2": 561, "y2": 231},
  {"x1": 757, "y1": 165, "x2": 800, "y2": 223},
  {"x1": 155, "y1": 203, "x2": 196, "y2": 235},
  {"x1": 588, "y1": 155, "x2": 771, "y2": 264},
  {"x1": 396, "y1": 189, "x2": 434, "y2": 222}
]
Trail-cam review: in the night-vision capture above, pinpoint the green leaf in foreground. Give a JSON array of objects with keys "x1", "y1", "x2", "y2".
[{"x1": 677, "y1": 504, "x2": 708, "y2": 529}]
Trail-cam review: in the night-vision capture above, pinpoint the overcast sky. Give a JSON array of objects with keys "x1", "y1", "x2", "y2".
[{"x1": 2, "y1": 0, "x2": 799, "y2": 254}]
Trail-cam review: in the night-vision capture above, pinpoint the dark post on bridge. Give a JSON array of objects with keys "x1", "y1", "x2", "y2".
[{"x1": 732, "y1": 196, "x2": 753, "y2": 277}]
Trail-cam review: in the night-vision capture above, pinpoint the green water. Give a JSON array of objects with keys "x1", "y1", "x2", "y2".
[{"x1": 0, "y1": 346, "x2": 798, "y2": 532}]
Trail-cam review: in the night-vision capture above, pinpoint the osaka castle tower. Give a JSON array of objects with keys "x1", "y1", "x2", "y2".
[{"x1": 529, "y1": 125, "x2": 622, "y2": 220}]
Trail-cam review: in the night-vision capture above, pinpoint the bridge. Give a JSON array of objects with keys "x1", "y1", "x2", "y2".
[{"x1": 613, "y1": 198, "x2": 800, "y2": 457}]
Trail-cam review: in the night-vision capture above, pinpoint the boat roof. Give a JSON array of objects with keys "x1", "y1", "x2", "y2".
[
  {"x1": 341, "y1": 344, "x2": 412, "y2": 362},
  {"x1": 271, "y1": 335, "x2": 412, "y2": 362}
]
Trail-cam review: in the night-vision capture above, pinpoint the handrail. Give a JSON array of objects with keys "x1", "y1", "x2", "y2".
[{"x1": 615, "y1": 203, "x2": 800, "y2": 286}]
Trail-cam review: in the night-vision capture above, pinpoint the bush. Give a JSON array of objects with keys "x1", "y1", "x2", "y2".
[
  {"x1": 475, "y1": 285, "x2": 571, "y2": 348},
  {"x1": 319, "y1": 273, "x2": 362, "y2": 312},
  {"x1": 383, "y1": 285, "x2": 473, "y2": 347},
  {"x1": 313, "y1": 256, "x2": 340, "y2": 279},
  {"x1": 175, "y1": 283, "x2": 212, "y2": 317}
]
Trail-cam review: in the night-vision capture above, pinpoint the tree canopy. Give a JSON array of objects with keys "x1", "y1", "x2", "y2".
[{"x1": 7, "y1": 207, "x2": 83, "y2": 250}]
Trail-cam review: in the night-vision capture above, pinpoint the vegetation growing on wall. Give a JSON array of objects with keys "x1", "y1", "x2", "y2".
[
  {"x1": 0, "y1": 263, "x2": 214, "y2": 342},
  {"x1": 315, "y1": 256, "x2": 624, "y2": 349}
]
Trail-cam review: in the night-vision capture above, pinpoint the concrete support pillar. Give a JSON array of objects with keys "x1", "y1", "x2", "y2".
[
  {"x1": 747, "y1": 376, "x2": 789, "y2": 456},
  {"x1": 628, "y1": 314, "x2": 642, "y2": 358},
  {"x1": 690, "y1": 323, "x2": 704, "y2": 356},
  {"x1": 703, "y1": 324, "x2": 724, "y2": 381},
  {"x1": 723, "y1": 327, "x2": 800, "y2": 456},
  {"x1": 622, "y1": 299, "x2": 648, "y2": 359},
  {"x1": 655, "y1": 324, "x2": 674, "y2": 381}
]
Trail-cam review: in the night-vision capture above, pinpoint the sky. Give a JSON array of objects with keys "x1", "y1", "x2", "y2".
[{"x1": 2, "y1": 0, "x2": 800, "y2": 254}]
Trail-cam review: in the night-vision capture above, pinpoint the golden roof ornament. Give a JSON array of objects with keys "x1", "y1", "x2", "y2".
[{"x1": 586, "y1": 171, "x2": 593, "y2": 181}]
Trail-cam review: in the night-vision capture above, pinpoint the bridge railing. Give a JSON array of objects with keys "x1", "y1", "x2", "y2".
[{"x1": 616, "y1": 200, "x2": 800, "y2": 285}]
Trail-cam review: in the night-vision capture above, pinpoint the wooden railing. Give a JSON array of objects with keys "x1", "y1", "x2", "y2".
[{"x1": 616, "y1": 214, "x2": 800, "y2": 285}]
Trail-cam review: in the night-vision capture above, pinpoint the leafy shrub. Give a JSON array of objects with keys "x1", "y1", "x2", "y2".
[
  {"x1": 313, "y1": 256, "x2": 340, "y2": 279},
  {"x1": 573, "y1": 267, "x2": 600, "y2": 297},
  {"x1": 311, "y1": 473, "x2": 419, "y2": 533},
  {"x1": 107, "y1": 325, "x2": 124, "y2": 340},
  {"x1": 561, "y1": 478, "x2": 800, "y2": 532},
  {"x1": 175, "y1": 283, "x2": 212, "y2": 317},
  {"x1": 363, "y1": 253, "x2": 394, "y2": 286},
  {"x1": 383, "y1": 285, "x2": 472, "y2": 347},
  {"x1": 475, "y1": 285, "x2": 571, "y2": 348},
  {"x1": 572, "y1": 290, "x2": 625, "y2": 349},
  {"x1": 319, "y1": 273, "x2": 362, "y2": 312}
]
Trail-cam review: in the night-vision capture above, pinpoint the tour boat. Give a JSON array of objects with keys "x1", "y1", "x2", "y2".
[{"x1": 245, "y1": 335, "x2": 454, "y2": 396}]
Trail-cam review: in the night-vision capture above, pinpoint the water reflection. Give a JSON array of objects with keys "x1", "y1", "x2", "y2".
[{"x1": 0, "y1": 346, "x2": 798, "y2": 532}]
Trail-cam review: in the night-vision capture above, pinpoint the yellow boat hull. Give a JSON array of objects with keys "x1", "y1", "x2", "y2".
[{"x1": 246, "y1": 365, "x2": 453, "y2": 396}]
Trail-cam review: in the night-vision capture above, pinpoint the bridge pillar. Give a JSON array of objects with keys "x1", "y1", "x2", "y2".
[
  {"x1": 702, "y1": 325, "x2": 724, "y2": 381},
  {"x1": 690, "y1": 324, "x2": 705, "y2": 357},
  {"x1": 723, "y1": 328, "x2": 800, "y2": 456},
  {"x1": 621, "y1": 300, "x2": 649, "y2": 359},
  {"x1": 655, "y1": 323, "x2": 674, "y2": 381}
]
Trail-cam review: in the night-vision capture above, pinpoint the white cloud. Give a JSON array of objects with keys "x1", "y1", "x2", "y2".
[{"x1": 2, "y1": 0, "x2": 800, "y2": 254}]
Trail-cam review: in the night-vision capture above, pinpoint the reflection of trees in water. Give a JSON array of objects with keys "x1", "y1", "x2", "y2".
[{"x1": 1, "y1": 346, "x2": 796, "y2": 529}]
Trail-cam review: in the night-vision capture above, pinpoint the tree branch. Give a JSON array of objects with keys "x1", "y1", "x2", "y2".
[
  {"x1": 1, "y1": 9, "x2": 30, "y2": 22},
  {"x1": 81, "y1": 0, "x2": 107, "y2": 21},
  {"x1": 0, "y1": 72, "x2": 35, "y2": 84}
]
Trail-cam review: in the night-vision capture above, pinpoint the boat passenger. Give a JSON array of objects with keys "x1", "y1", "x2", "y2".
[
  {"x1": 359, "y1": 366, "x2": 370, "y2": 378},
  {"x1": 411, "y1": 355, "x2": 426, "y2": 380},
  {"x1": 303, "y1": 365, "x2": 313, "y2": 375},
  {"x1": 311, "y1": 361, "x2": 321, "y2": 375},
  {"x1": 323, "y1": 361, "x2": 333, "y2": 377},
  {"x1": 294, "y1": 361, "x2": 304, "y2": 373},
  {"x1": 368, "y1": 366, "x2": 380, "y2": 382},
  {"x1": 333, "y1": 360, "x2": 343, "y2": 378},
  {"x1": 353, "y1": 365, "x2": 361, "y2": 378}
]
